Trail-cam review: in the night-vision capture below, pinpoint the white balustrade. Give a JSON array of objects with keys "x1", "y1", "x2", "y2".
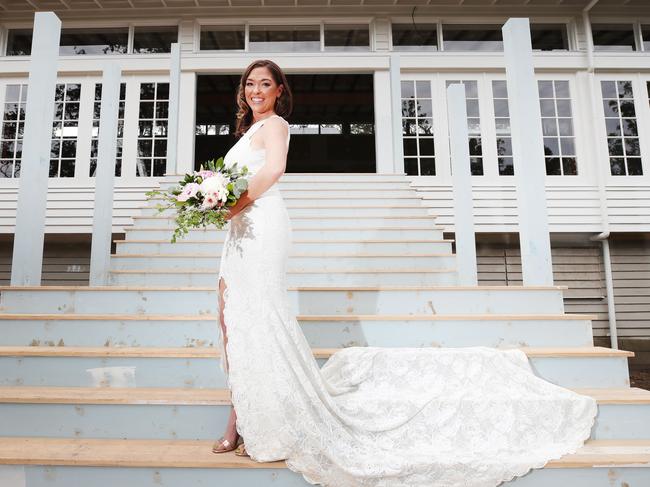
[
  {"x1": 10, "y1": 12, "x2": 61, "y2": 286},
  {"x1": 447, "y1": 83, "x2": 478, "y2": 286},
  {"x1": 502, "y1": 18, "x2": 554, "y2": 286},
  {"x1": 89, "y1": 63, "x2": 122, "y2": 286}
]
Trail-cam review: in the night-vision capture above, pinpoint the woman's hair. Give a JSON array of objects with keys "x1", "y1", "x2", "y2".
[{"x1": 234, "y1": 59, "x2": 293, "y2": 138}]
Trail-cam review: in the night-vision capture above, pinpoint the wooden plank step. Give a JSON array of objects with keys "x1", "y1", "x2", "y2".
[
  {"x1": 0, "y1": 285, "x2": 569, "y2": 291},
  {"x1": 1, "y1": 386, "x2": 648, "y2": 406},
  {"x1": 0, "y1": 437, "x2": 648, "y2": 469},
  {"x1": 110, "y1": 269, "x2": 458, "y2": 275},
  {"x1": 0, "y1": 346, "x2": 634, "y2": 359},
  {"x1": 0, "y1": 313, "x2": 598, "y2": 321}
]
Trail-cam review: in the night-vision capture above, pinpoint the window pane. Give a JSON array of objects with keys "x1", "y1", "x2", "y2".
[
  {"x1": 592, "y1": 24, "x2": 636, "y2": 52},
  {"x1": 133, "y1": 26, "x2": 178, "y2": 54},
  {"x1": 530, "y1": 24, "x2": 569, "y2": 51},
  {"x1": 392, "y1": 23, "x2": 437, "y2": 50},
  {"x1": 200, "y1": 26, "x2": 245, "y2": 50},
  {"x1": 443, "y1": 24, "x2": 502, "y2": 51},
  {"x1": 324, "y1": 25, "x2": 369, "y2": 51},
  {"x1": 249, "y1": 25, "x2": 320, "y2": 52},
  {"x1": 6, "y1": 29, "x2": 32, "y2": 56},
  {"x1": 59, "y1": 28, "x2": 128, "y2": 55}
]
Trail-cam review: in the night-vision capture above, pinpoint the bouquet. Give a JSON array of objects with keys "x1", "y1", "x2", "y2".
[{"x1": 145, "y1": 157, "x2": 249, "y2": 243}]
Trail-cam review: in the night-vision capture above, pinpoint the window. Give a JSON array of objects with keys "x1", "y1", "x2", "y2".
[
  {"x1": 530, "y1": 24, "x2": 569, "y2": 51},
  {"x1": 200, "y1": 25, "x2": 245, "y2": 50},
  {"x1": 538, "y1": 80, "x2": 577, "y2": 175},
  {"x1": 59, "y1": 28, "x2": 128, "y2": 55},
  {"x1": 592, "y1": 24, "x2": 636, "y2": 52},
  {"x1": 601, "y1": 81, "x2": 642, "y2": 176},
  {"x1": 401, "y1": 80, "x2": 435, "y2": 176},
  {"x1": 90, "y1": 83, "x2": 126, "y2": 177},
  {"x1": 249, "y1": 25, "x2": 320, "y2": 52},
  {"x1": 324, "y1": 24, "x2": 369, "y2": 51},
  {"x1": 391, "y1": 23, "x2": 437, "y2": 51},
  {"x1": 491, "y1": 80, "x2": 513, "y2": 176},
  {"x1": 443, "y1": 25, "x2": 502, "y2": 51},
  {"x1": 51, "y1": 83, "x2": 81, "y2": 178},
  {"x1": 137, "y1": 82, "x2": 169, "y2": 177},
  {"x1": 5, "y1": 29, "x2": 32, "y2": 56},
  {"x1": 132, "y1": 26, "x2": 178, "y2": 54},
  {"x1": 0, "y1": 84, "x2": 27, "y2": 178},
  {"x1": 446, "y1": 80, "x2": 483, "y2": 175}
]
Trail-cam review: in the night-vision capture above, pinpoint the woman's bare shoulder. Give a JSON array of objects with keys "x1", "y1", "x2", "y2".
[{"x1": 262, "y1": 116, "x2": 289, "y2": 137}]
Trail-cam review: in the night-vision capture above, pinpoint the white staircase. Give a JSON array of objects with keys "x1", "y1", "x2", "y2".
[{"x1": 0, "y1": 173, "x2": 648, "y2": 487}]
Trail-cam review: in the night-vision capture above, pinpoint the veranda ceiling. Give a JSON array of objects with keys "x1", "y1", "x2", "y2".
[{"x1": 0, "y1": 0, "x2": 646, "y2": 17}]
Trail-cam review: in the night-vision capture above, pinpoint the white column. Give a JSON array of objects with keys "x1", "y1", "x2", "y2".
[
  {"x1": 166, "y1": 43, "x2": 181, "y2": 176},
  {"x1": 447, "y1": 84, "x2": 478, "y2": 286},
  {"x1": 89, "y1": 63, "x2": 121, "y2": 286},
  {"x1": 389, "y1": 54, "x2": 404, "y2": 174},
  {"x1": 176, "y1": 71, "x2": 196, "y2": 175},
  {"x1": 502, "y1": 18, "x2": 554, "y2": 286},
  {"x1": 10, "y1": 12, "x2": 61, "y2": 286},
  {"x1": 373, "y1": 69, "x2": 393, "y2": 174}
]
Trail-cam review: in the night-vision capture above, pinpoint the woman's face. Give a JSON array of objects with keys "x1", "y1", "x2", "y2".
[{"x1": 245, "y1": 66, "x2": 284, "y2": 119}]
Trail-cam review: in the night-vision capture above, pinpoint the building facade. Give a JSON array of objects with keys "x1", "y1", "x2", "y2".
[{"x1": 0, "y1": 0, "x2": 649, "y2": 353}]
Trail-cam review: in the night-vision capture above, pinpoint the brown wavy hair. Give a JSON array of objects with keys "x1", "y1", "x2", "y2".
[{"x1": 234, "y1": 59, "x2": 293, "y2": 138}]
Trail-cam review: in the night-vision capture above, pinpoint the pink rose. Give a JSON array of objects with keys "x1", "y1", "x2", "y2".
[{"x1": 177, "y1": 182, "x2": 200, "y2": 202}]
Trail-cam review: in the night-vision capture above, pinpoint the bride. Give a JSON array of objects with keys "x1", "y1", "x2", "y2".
[{"x1": 210, "y1": 59, "x2": 598, "y2": 487}]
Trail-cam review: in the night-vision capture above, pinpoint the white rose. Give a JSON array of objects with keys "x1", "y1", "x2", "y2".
[{"x1": 199, "y1": 174, "x2": 227, "y2": 195}]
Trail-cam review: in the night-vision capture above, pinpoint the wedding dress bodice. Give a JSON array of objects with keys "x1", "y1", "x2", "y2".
[{"x1": 223, "y1": 114, "x2": 290, "y2": 198}]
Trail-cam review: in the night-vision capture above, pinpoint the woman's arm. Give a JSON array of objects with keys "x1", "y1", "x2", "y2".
[{"x1": 226, "y1": 117, "x2": 289, "y2": 219}]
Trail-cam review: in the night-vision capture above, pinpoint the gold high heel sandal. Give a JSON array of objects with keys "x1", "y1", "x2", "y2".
[
  {"x1": 212, "y1": 435, "x2": 241, "y2": 454},
  {"x1": 234, "y1": 442, "x2": 249, "y2": 457}
]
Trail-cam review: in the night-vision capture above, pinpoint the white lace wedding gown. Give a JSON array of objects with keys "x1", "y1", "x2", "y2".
[{"x1": 217, "y1": 114, "x2": 598, "y2": 487}]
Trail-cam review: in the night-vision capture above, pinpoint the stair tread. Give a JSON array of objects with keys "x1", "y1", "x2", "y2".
[
  {"x1": 124, "y1": 226, "x2": 447, "y2": 231},
  {"x1": 1, "y1": 386, "x2": 648, "y2": 405},
  {"x1": 0, "y1": 437, "x2": 648, "y2": 468},
  {"x1": 0, "y1": 313, "x2": 597, "y2": 321},
  {"x1": 116, "y1": 239, "x2": 452, "y2": 243},
  {"x1": 0, "y1": 346, "x2": 634, "y2": 358},
  {"x1": 110, "y1": 268, "x2": 458, "y2": 274},
  {"x1": 0, "y1": 285, "x2": 569, "y2": 291}
]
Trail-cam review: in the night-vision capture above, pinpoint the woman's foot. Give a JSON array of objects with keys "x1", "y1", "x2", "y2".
[
  {"x1": 234, "y1": 442, "x2": 249, "y2": 457},
  {"x1": 212, "y1": 432, "x2": 241, "y2": 453}
]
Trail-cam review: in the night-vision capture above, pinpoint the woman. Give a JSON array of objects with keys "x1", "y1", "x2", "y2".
[{"x1": 211, "y1": 59, "x2": 597, "y2": 487}]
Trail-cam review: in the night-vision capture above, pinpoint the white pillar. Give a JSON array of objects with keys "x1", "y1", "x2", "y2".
[
  {"x1": 502, "y1": 18, "x2": 554, "y2": 286},
  {"x1": 373, "y1": 69, "x2": 393, "y2": 174},
  {"x1": 389, "y1": 54, "x2": 404, "y2": 174},
  {"x1": 447, "y1": 84, "x2": 478, "y2": 286},
  {"x1": 10, "y1": 12, "x2": 61, "y2": 286},
  {"x1": 166, "y1": 43, "x2": 181, "y2": 176},
  {"x1": 176, "y1": 71, "x2": 196, "y2": 175},
  {"x1": 89, "y1": 63, "x2": 121, "y2": 286}
]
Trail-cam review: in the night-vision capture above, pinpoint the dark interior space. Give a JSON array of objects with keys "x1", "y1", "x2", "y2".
[{"x1": 194, "y1": 74, "x2": 375, "y2": 172}]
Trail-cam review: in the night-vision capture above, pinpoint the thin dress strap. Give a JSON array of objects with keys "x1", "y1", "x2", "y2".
[{"x1": 246, "y1": 115, "x2": 290, "y2": 146}]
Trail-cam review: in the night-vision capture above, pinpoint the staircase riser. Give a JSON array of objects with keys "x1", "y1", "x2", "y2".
[
  {"x1": 0, "y1": 356, "x2": 629, "y2": 389},
  {"x1": 0, "y1": 289, "x2": 565, "y2": 315},
  {"x1": 141, "y1": 207, "x2": 430, "y2": 218},
  {"x1": 110, "y1": 255, "x2": 456, "y2": 271},
  {"x1": 0, "y1": 319, "x2": 593, "y2": 348},
  {"x1": 0, "y1": 402, "x2": 642, "y2": 441},
  {"x1": 131, "y1": 217, "x2": 439, "y2": 229},
  {"x1": 109, "y1": 272, "x2": 459, "y2": 286},
  {"x1": 124, "y1": 228, "x2": 446, "y2": 241},
  {"x1": 158, "y1": 181, "x2": 415, "y2": 191},
  {"x1": 1, "y1": 466, "x2": 647, "y2": 487},
  {"x1": 114, "y1": 241, "x2": 453, "y2": 254},
  {"x1": 146, "y1": 197, "x2": 426, "y2": 208}
]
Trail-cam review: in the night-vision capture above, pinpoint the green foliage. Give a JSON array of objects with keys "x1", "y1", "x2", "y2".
[{"x1": 144, "y1": 159, "x2": 249, "y2": 243}]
